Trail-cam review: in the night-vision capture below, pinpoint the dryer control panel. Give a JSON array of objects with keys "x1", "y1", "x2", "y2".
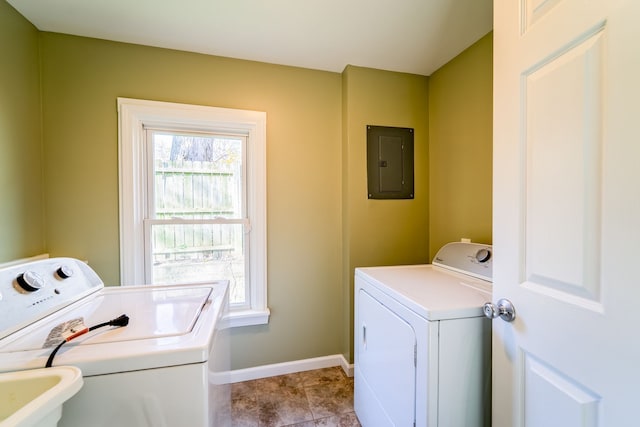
[
  {"x1": 0, "y1": 258, "x2": 103, "y2": 340},
  {"x1": 432, "y1": 242, "x2": 492, "y2": 282}
]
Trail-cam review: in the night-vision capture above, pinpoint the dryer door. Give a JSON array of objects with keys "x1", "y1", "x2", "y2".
[{"x1": 355, "y1": 288, "x2": 416, "y2": 427}]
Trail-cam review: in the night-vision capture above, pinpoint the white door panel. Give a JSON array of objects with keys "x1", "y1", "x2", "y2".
[
  {"x1": 522, "y1": 353, "x2": 600, "y2": 427},
  {"x1": 493, "y1": 0, "x2": 640, "y2": 425},
  {"x1": 356, "y1": 289, "x2": 416, "y2": 426},
  {"x1": 523, "y1": 24, "x2": 604, "y2": 306}
]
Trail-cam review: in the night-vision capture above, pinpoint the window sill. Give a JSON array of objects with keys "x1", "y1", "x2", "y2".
[{"x1": 223, "y1": 308, "x2": 271, "y2": 328}]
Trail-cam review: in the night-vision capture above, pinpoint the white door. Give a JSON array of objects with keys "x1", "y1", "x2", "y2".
[{"x1": 493, "y1": 0, "x2": 640, "y2": 425}]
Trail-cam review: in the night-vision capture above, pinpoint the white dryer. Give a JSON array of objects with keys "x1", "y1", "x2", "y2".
[
  {"x1": 354, "y1": 242, "x2": 492, "y2": 427},
  {"x1": 0, "y1": 257, "x2": 230, "y2": 427}
]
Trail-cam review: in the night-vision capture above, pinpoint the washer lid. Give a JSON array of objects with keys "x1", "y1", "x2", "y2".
[
  {"x1": 1, "y1": 285, "x2": 212, "y2": 352},
  {"x1": 0, "y1": 282, "x2": 229, "y2": 376},
  {"x1": 356, "y1": 264, "x2": 491, "y2": 320}
]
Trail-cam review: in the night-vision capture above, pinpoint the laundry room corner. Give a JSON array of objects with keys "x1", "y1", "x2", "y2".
[{"x1": 428, "y1": 32, "x2": 494, "y2": 256}]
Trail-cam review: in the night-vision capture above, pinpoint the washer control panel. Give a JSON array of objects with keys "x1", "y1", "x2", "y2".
[
  {"x1": 432, "y1": 242, "x2": 493, "y2": 282},
  {"x1": 0, "y1": 257, "x2": 103, "y2": 340}
]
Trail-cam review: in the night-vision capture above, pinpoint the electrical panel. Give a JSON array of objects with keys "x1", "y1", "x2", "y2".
[{"x1": 366, "y1": 125, "x2": 414, "y2": 199}]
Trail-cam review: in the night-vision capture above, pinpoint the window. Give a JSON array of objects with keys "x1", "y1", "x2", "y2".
[
  {"x1": 146, "y1": 130, "x2": 247, "y2": 297},
  {"x1": 118, "y1": 98, "x2": 268, "y2": 327}
]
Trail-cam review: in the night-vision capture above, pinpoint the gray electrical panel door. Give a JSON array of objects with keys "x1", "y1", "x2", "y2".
[{"x1": 366, "y1": 125, "x2": 414, "y2": 199}]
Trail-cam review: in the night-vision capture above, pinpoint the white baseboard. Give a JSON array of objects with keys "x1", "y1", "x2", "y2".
[
  {"x1": 341, "y1": 356, "x2": 354, "y2": 377},
  {"x1": 229, "y1": 354, "x2": 354, "y2": 383}
]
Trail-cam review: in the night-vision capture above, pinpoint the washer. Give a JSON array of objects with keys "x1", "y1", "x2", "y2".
[
  {"x1": 354, "y1": 242, "x2": 492, "y2": 427},
  {"x1": 0, "y1": 257, "x2": 230, "y2": 427}
]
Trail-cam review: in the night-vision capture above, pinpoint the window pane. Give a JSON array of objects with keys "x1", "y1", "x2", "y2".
[
  {"x1": 150, "y1": 223, "x2": 247, "y2": 304},
  {"x1": 152, "y1": 133, "x2": 243, "y2": 219},
  {"x1": 149, "y1": 131, "x2": 247, "y2": 305}
]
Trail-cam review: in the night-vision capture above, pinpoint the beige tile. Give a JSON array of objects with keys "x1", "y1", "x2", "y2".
[
  {"x1": 256, "y1": 398, "x2": 314, "y2": 426},
  {"x1": 284, "y1": 421, "x2": 316, "y2": 427},
  {"x1": 305, "y1": 380, "x2": 355, "y2": 419},
  {"x1": 232, "y1": 389, "x2": 257, "y2": 409},
  {"x1": 256, "y1": 381, "x2": 313, "y2": 426},
  {"x1": 232, "y1": 381, "x2": 260, "y2": 426},
  {"x1": 299, "y1": 367, "x2": 347, "y2": 387},
  {"x1": 315, "y1": 412, "x2": 362, "y2": 427},
  {"x1": 231, "y1": 368, "x2": 356, "y2": 427},
  {"x1": 232, "y1": 409, "x2": 260, "y2": 427},
  {"x1": 233, "y1": 380, "x2": 258, "y2": 396},
  {"x1": 254, "y1": 373, "x2": 303, "y2": 392}
]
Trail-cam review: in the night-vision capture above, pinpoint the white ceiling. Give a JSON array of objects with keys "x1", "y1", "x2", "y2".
[{"x1": 8, "y1": 0, "x2": 493, "y2": 76}]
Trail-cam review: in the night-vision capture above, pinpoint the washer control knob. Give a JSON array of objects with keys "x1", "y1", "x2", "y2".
[
  {"x1": 16, "y1": 271, "x2": 45, "y2": 292},
  {"x1": 475, "y1": 248, "x2": 491, "y2": 263},
  {"x1": 56, "y1": 265, "x2": 74, "y2": 279}
]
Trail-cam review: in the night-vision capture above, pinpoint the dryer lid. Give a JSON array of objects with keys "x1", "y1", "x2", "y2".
[{"x1": 356, "y1": 264, "x2": 491, "y2": 320}]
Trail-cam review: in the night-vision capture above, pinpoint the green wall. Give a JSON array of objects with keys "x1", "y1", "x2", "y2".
[
  {"x1": 342, "y1": 66, "x2": 429, "y2": 362},
  {"x1": 0, "y1": 1, "x2": 44, "y2": 261},
  {"x1": 428, "y1": 32, "x2": 493, "y2": 256}
]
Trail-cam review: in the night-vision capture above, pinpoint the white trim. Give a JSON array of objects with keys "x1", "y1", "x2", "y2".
[
  {"x1": 222, "y1": 308, "x2": 271, "y2": 328},
  {"x1": 229, "y1": 354, "x2": 354, "y2": 383},
  {"x1": 117, "y1": 98, "x2": 268, "y2": 326},
  {"x1": 342, "y1": 356, "x2": 355, "y2": 377}
]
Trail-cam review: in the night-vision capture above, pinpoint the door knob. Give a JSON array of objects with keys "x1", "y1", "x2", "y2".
[{"x1": 483, "y1": 298, "x2": 516, "y2": 322}]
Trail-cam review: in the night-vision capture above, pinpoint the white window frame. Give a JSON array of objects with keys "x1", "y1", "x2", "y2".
[{"x1": 117, "y1": 97, "x2": 269, "y2": 327}]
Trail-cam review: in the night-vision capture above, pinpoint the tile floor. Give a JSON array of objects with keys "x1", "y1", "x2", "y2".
[{"x1": 231, "y1": 366, "x2": 361, "y2": 427}]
